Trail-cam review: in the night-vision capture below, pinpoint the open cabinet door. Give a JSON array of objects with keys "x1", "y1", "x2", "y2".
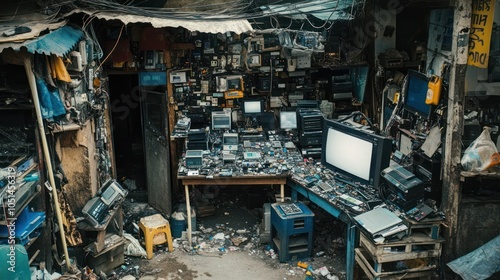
[{"x1": 139, "y1": 72, "x2": 172, "y2": 215}]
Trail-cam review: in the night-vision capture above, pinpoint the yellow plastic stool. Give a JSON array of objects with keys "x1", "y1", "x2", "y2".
[{"x1": 138, "y1": 214, "x2": 174, "y2": 259}]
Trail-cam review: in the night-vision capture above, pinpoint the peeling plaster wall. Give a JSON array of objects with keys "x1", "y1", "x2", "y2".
[{"x1": 56, "y1": 122, "x2": 99, "y2": 215}]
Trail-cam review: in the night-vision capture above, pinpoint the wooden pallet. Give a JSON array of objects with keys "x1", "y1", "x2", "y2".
[
  {"x1": 355, "y1": 247, "x2": 439, "y2": 280},
  {"x1": 359, "y1": 233, "x2": 444, "y2": 263},
  {"x1": 406, "y1": 217, "x2": 443, "y2": 240}
]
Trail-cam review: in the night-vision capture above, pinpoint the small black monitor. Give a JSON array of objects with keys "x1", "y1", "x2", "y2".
[
  {"x1": 404, "y1": 70, "x2": 432, "y2": 119},
  {"x1": 212, "y1": 111, "x2": 232, "y2": 130},
  {"x1": 258, "y1": 77, "x2": 271, "y2": 92},
  {"x1": 227, "y1": 76, "x2": 243, "y2": 91},
  {"x1": 259, "y1": 112, "x2": 276, "y2": 130},
  {"x1": 242, "y1": 99, "x2": 264, "y2": 116},
  {"x1": 280, "y1": 111, "x2": 298, "y2": 130}
]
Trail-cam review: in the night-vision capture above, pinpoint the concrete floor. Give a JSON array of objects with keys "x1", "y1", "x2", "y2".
[
  {"x1": 116, "y1": 187, "x2": 348, "y2": 280},
  {"x1": 130, "y1": 248, "x2": 317, "y2": 280}
]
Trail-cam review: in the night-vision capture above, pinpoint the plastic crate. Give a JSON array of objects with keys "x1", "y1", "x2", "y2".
[
  {"x1": 0, "y1": 208, "x2": 46, "y2": 245},
  {"x1": 271, "y1": 202, "x2": 314, "y2": 262}
]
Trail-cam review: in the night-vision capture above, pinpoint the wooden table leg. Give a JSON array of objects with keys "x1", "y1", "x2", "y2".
[{"x1": 185, "y1": 184, "x2": 192, "y2": 246}]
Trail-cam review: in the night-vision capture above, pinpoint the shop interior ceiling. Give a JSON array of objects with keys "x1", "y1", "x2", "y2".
[
  {"x1": 1, "y1": 0, "x2": 367, "y2": 37},
  {"x1": 0, "y1": 0, "x2": 450, "y2": 64}
]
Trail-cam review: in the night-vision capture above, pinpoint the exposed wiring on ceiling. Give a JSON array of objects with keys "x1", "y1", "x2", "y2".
[
  {"x1": 0, "y1": 0, "x2": 67, "y2": 22},
  {"x1": 0, "y1": 0, "x2": 365, "y2": 34},
  {"x1": 269, "y1": 15, "x2": 293, "y2": 30},
  {"x1": 69, "y1": 0, "x2": 361, "y2": 22},
  {"x1": 294, "y1": 0, "x2": 341, "y2": 30},
  {"x1": 179, "y1": 0, "x2": 253, "y2": 15},
  {"x1": 95, "y1": 23, "x2": 124, "y2": 73}
]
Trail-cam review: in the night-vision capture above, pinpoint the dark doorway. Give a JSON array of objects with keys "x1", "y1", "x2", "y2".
[{"x1": 108, "y1": 73, "x2": 147, "y2": 191}]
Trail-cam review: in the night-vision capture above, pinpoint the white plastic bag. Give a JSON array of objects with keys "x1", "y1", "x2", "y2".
[
  {"x1": 123, "y1": 232, "x2": 147, "y2": 258},
  {"x1": 461, "y1": 126, "x2": 500, "y2": 172}
]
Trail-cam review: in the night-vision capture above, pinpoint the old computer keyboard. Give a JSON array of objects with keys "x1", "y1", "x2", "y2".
[{"x1": 279, "y1": 203, "x2": 303, "y2": 215}]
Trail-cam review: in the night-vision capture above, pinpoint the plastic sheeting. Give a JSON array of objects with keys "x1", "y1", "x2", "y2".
[
  {"x1": 66, "y1": 9, "x2": 253, "y2": 34},
  {"x1": 35, "y1": 78, "x2": 66, "y2": 120},
  {"x1": 123, "y1": 232, "x2": 147, "y2": 258},
  {"x1": 447, "y1": 235, "x2": 500, "y2": 280}
]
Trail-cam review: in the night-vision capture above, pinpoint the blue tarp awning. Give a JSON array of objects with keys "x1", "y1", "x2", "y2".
[
  {"x1": 0, "y1": 25, "x2": 83, "y2": 57},
  {"x1": 23, "y1": 26, "x2": 83, "y2": 57}
]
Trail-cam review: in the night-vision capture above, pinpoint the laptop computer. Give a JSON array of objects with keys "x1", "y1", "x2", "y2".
[
  {"x1": 354, "y1": 207, "x2": 403, "y2": 236},
  {"x1": 243, "y1": 151, "x2": 261, "y2": 160}
]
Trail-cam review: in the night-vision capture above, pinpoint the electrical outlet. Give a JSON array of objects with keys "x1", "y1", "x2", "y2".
[{"x1": 296, "y1": 55, "x2": 311, "y2": 69}]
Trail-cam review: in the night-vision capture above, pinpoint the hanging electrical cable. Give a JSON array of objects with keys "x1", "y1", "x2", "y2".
[{"x1": 69, "y1": 0, "x2": 360, "y2": 22}]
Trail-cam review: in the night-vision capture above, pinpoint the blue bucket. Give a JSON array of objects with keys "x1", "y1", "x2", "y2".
[{"x1": 170, "y1": 212, "x2": 186, "y2": 238}]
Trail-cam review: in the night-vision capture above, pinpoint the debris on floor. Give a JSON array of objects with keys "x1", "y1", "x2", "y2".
[{"x1": 93, "y1": 191, "x2": 347, "y2": 280}]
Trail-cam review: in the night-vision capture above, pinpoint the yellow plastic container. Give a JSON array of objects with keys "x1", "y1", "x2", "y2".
[{"x1": 426, "y1": 75, "x2": 442, "y2": 105}]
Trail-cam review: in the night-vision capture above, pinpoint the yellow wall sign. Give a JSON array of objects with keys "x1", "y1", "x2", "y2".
[{"x1": 468, "y1": 0, "x2": 496, "y2": 68}]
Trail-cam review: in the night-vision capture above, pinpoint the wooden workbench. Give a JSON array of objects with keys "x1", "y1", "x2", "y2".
[{"x1": 179, "y1": 174, "x2": 288, "y2": 246}]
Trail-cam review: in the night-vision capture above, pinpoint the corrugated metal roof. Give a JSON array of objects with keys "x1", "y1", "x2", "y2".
[
  {"x1": 0, "y1": 25, "x2": 84, "y2": 57},
  {"x1": 67, "y1": 9, "x2": 253, "y2": 34}
]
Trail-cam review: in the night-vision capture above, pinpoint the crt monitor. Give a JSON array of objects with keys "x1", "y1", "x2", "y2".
[
  {"x1": 99, "y1": 179, "x2": 128, "y2": 206},
  {"x1": 404, "y1": 70, "x2": 432, "y2": 119},
  {"x1": 242, "y1": 99, "x2": 264, "y2": 116},
  {"x1": 212, "y1": 111, "x2": 231, "y2": 130},
  {"x1": 321, "y1": 119, "x2": 392, "y2": 189},
  {"x1": 259, "y1": 112, "x2": 276, "y2": 130},
  {"x1": 223, "y1": 132, "x2": 239, "y2": 151},
  {"x1": 227, "y1": 76, "x2": 243, "y2": 90},
  {"x1": 280, "y1": 111, "x2": 298, "y2": 130}
]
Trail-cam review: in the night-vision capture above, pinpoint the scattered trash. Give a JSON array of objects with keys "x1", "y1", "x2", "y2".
[
  {"x1": 297, "y1": 261, "x2": 309, "y2": 269},
  {"x1": 231, "y1": 236, "x2": 248, "y2": 246},
  {"x1": 134, "y1": 265, "x2": 140, "y2": 276},
  {"x1": 243, "y1": 242, "x2": 254, "y2": 250},
  {"x1": 111, "y1": 194, "x2": 348, "y2": 280},
  {"x1": 212, "y1": 232, "x2": 225, "y2": 240},
  {"x1": 123, "y1": 178, "x2": 137, "y2": 191},
  {"x1": 314, "y1": 266, "x2": 330, "y2": 276},
  {"x1": 327, "y1": 274, "x2": 340, "y2": 280},
  {"x1": 123, "y1": 233, "x2": 147, "y2": 258},
  {"x1": 30, "y1": 268, "x2": 59, "y2": 280}
]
